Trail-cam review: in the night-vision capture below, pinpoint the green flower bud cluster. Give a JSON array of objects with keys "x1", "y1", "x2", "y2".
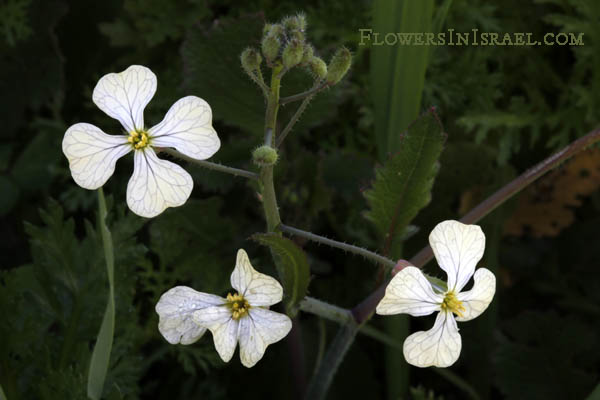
[
  {"x1": 241, "y1": 11, "x2": 352, "y2": 105},
  {"x1": 258, "y1": 13, "x2": 334, "y2": 80}
]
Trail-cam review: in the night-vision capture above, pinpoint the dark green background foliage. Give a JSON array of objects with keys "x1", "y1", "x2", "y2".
[{"x1": 1, "y1": 0, "x2": 599, "y2": 399}]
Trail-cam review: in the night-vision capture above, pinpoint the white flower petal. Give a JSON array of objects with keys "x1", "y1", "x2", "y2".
[
  {"x1": 230, "y1": 249, "x2": 283, "y2": 307},
  {"x1": 429, "y1": 220, "x2": 486, "y2": 292},
  {"x1": 155, "y1": 286, "x2": 225, "y2": 345},
  {"x1": 149, "y1": 96, "x2": 220, "y2": 160},
  {"x1": 403, "y1": 311, "x2": 462, "y2": 368},
  {"x1": 376, "y1": 266, "x2": 443, "y2": 317},
  {"x1": 193, "y1": 305, "x2": 239, "y2": 363},
  {"x1": 62, "y1": 123, "x2": 131, "y2": 189},
  {"x1": 456, "y1": 268, "x2": 496, "y2": 322},
  {"x1": 92, "y1": 65, "x2": 157, "y2": 132},
  {"x1": 238, "y1": 308, "x2": 292, "y2": 368},
  {"x1": 126, "y1": 148, "x2": 193, "y2": 218}
]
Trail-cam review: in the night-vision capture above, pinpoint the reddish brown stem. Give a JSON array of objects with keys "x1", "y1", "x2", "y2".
[{"x1": 352, "y1": 128, "x2": 600, "y2": 324}]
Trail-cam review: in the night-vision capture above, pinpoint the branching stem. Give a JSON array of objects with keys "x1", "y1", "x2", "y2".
[
  {"x1": 161, "y1": 148, "x2": 258, "y2": 180},
  {"x1": 280, "y1": 224, "x2": 396, "y2": 269}
]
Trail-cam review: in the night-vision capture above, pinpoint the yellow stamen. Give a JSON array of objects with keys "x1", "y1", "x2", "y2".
[
  {"x1": 128, "y1": 130, "x2": 150, "y2": 150},
  {"x1": 226, "y1": 292, "x2": 250, "y2": 320},
  {"x1": 440, "y1": 291, "x2": 466, "y2": 318}
]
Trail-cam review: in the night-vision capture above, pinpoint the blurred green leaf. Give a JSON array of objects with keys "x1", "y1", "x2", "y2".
[
  {"x1": 252, "y1": 232, "x2": 310, "y2": 316},
  {"x1": 0, "y1": 176, "x2": 19, "y2": 216},
  {"x1": 371, "y1": 0, "x2": 434, "y2": 160},
  {"x1": 494, "y1": 311, "x2": 596, "y2": 400}
]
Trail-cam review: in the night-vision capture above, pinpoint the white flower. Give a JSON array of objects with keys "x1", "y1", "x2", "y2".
[
  {"x1": 155, "y1": 249, "x2": 292, "y2": 368},
  {"x1": 376, "y1": 220, "x2": 496, "y2": 368},
  {"x1": 62, "y1": 65, "x2": 220, "y2": 218}
]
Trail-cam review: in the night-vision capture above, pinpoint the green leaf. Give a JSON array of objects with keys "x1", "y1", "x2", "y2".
[
  {"x1": 252, "y1": 233, "x2": 310, "y2": 316},
  {"x1": 371, "y1": 0, "x2": 435, "y2": 161},
  {"x1": 364, "y1": 108, "x2": 446, "y2": 258},
  {"x1": 87, "y1": 188, "x2": 115, "y2": 400}
]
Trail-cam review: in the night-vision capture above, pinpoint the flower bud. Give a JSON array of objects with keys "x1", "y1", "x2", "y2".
[
  {"x1": 240, "y1": 48, "x2": 262, "y2": 75},
  {"x1": 301, "y1": 44, "x2": 314, "y2": 64},
  {"x1": 267, "y1": 24, "x2": 285, "y2": 39},
  {"x1": 261, "y1": 34, "x2": 281, "y2": 63},
  {"x1": 326, "y1": 47, "x2": 352, "y2": 85},
  {"x1": 282, "y1": 14, "x2": 306, "y2": 32},
  {"x1": 282, "y1": 40, "x2": 304, "y2": 69},
  {"x1": 252, "y1": 145, "x2": 279, "y2": 167},
  {"x1": 263, "y1": 23, "x2": 273, "y2": 36},
  {"x1": 308, "y1": 57, "x2": 327, "y2": 80}
]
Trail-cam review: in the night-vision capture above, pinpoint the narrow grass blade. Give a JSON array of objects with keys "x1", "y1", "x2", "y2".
[{"x1": 87, "y1": 188, "x2": 115, "y2": 399}]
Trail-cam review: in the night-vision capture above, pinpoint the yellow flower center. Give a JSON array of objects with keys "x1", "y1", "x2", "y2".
[
  {"x1": 128, "y1": 130, "x2": 150, "y2": 149},
  {"x1": 440, "y1": 291, "x2": 466, "y2": 318},
  {"x1": 226, "y1": 292, "x2": 251, "y2": 320}
]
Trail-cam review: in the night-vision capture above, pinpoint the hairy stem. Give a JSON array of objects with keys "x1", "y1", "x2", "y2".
[
  {"x1": 276, "y1": 83, "x2": 319, "y2": 147},
  {"x1": 161, "y1": 148, "x2": 258, "y2": 180},
  {"x1": 280, "y1": 224, "x2": 397, "y2": 269},
  {"x1": 260, "y1": 65, "x2": 306, "y2": 396},
  {"x1": 280, "y1": 82, "x2": 329, "y2": 105}
]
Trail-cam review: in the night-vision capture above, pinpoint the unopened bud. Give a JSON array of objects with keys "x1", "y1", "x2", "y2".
[
  {"x1": 252, "y1": 145, "x2": 279, "y2": 167},
  {"x1": 282, "y1": 14, "x2": 306, "y2": 32},
  {"x1": 282, "y1": 40, "x2": 304, "y2": 69},
  {"x1": 301, "y1": 44, "x2": 314, "y2": 64},
  {"x1": 263, "y1": 23, "x2": 273, "y2": 36},
  {"x1": 308, "y1": 57, "x2": 327, "y2": 80},
  {"x1": 240, "y1": 48, "x2": 262, "y2": 75},
  {"x1": 261, "y1": 34, "x2": 281, "y2": 63},
  {"x1": 268, "y1": 24, "x2": 285, "y2": 39},
  {"x1": 326, "y1": 47, "x2": 352, "y2": 85}
]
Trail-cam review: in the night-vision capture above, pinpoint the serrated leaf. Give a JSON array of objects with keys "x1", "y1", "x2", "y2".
[
  {"x1": 252, "y1": 233, "x2": 310, "y2": 316},
  {"x1": 364, "y1": 108, "x2": 445, "y2": 258}
]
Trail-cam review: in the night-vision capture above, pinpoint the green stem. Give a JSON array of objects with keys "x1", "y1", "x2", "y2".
[
  {"x1": 0, "y1": 383, "x2": 6, "y2": 400},
  {"x1": 275, "y1": 84, "x2": 319, "y2": 147},
  {"x1": 280, "y1": 224, "x2": 396, "y2": 269},
  {"x1": 280, "y1": 82, "x2": 328, "y2": 105},
  {"x1": 260, "y1": 65, "x2": 306, "y2": 397},
  {"x1": 161, "y1": 148, "x2": 258, "y2": 180},
  {"x1": 313, "y1": 318, "x2": 327, "y2": 376},
  {"x1": 261, "y1": 66, "x2": 283, "y2": 232},
  {"x1": 304, "y1": 322, "x2": 359, "y2": 400},
  {"x1": 299, "y1": 297, "x2": 353, "y2": 324},
  {"x1": 251, "y1": 68, "x2": 270, "y2": 98}
]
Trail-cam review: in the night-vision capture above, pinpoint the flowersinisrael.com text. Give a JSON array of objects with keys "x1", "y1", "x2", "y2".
[{"x1": 358, "y1": 28, "x2": 584, "y2": 46}]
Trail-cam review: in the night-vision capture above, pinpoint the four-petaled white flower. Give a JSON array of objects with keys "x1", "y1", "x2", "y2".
[
  {"x1": 155, "y1": 249, "x2": 292, "y2": 368},
  {"x1": 62, "y1": 65, "x2": 221, "y2": 218},
  {"x1": 376, "y1": 220, "x2": 496, "y2": 368}
]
